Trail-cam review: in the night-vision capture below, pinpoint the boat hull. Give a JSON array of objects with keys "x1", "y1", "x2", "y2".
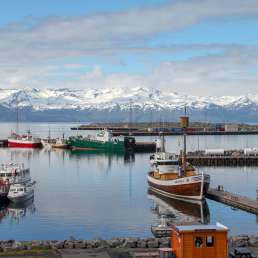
[
  {"x1": 8, "y1": 139, "x2": 42, "y2": 148},
  {"x1": 147, "y1": 172, "x2": 210, "y2": 201},
  {"x1": 0, "y1": 185, "x2": 9, "y2": 198},
  {"x1": 52, "y1": 144, "x2": 69, "y2": 149},
  {"x1": 8, "y1": 190, "x2": 34, "y2": 203},
  {"x1": 151, "y1": 226, "x2": 172, "y2": 238},
  {"x1": 68, "y1": 137, "x2": 125, "y2": 153}
]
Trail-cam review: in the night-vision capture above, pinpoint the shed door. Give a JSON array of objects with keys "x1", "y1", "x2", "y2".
[
  {"x1": 203, "y1": 235, "x2": 216, "y2": 258},
  {"x1": 193, "y1": 236, "x2": 204, "y2": 258}
]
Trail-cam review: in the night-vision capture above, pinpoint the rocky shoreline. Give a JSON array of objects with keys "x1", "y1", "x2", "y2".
[
  {"x1": 0, "y1": 237, "x2": 170, "y2": 252},
  {"x1": 0, "y1": 235, "x2": 257, "y2": 253}
]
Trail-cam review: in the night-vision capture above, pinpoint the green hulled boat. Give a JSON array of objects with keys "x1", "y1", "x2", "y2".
[{"x1": 68, "y1": 129, "x2": 127, "y2": 153}]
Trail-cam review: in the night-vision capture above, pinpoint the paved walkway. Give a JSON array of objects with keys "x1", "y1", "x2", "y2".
[
  {"x1": 59, "y1": 249, "x2": 111, "y2": 258},
  {"x1": 59, "y1": 248, "x2": 137, "y2": 258}
]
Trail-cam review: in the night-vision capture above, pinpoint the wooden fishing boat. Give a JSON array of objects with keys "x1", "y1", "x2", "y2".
[
  {"x1": 147, "y1": 115, "x2": 210, "y2": 201},
  {"x1": 51, "y1": 138, "x2": 69, "y2": 149}
]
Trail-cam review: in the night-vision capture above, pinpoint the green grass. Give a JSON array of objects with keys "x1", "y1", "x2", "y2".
[{"x1": 0, "y1": 248, "x2": 59, "y2": 257}]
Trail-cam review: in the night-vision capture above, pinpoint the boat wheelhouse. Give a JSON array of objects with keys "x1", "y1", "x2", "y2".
[
  {"x1": 7, "y1": 181, "x2": 35, "y2": 203},
  {"x1": 150, "y1": 152, "x2": 179, "y2": 172}
]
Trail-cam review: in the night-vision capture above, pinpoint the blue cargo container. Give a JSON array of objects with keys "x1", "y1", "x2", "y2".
[
  {"x1": 171, "y1": 128, "x2": 183, "y2": 133},
  {"x1": 154, "y1": 128, "x2": 167, "y2": 132}
]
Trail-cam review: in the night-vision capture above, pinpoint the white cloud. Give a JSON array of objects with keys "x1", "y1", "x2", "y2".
[
  {"x1": 0, "y1": 45, "x2": 258, "y2": 95},
  {"x1": 0, "y1": 0, "x2": 258, "y2": 95},
  {"x1": 1, "y1": 0, "x2": 258, "y2": 64}
]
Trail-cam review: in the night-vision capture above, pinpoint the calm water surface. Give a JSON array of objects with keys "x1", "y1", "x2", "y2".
[{"x1": 0, "y1": 123, "x2": 257, "y2": 240}]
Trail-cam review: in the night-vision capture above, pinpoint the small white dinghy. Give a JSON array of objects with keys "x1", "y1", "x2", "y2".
[
  {"x1": 7, "y1": 181, "x2": 35, "y2": 203},
  {"x1": 151, "y1": 215, "x2": 172, "y2": 238}
]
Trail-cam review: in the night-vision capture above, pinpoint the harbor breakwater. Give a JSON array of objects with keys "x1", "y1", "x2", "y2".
[
  {"x1": 0, "y1": 235, "x2": 258, "y2": 252},
  {"x1": 0, "y1": 237, "x2": 170, "y2": 252}
]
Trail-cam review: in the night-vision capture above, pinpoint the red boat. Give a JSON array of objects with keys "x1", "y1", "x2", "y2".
[{"x1": 8, "y1": 132, "x2": 42, "y2": 148}]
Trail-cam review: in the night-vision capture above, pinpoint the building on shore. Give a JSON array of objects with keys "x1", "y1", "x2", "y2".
[{"x1": 171, "y1": 223, "x2": 228, "y2": 258}]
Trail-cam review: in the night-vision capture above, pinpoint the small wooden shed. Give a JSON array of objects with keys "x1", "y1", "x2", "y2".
[{"x1": 171, "y1": 223, "x2": 229, "y2": 258}]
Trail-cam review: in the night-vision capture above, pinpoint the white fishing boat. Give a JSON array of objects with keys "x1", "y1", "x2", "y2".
[
  {"x1": 41, "y1": 139, "x2": 52, "y2": 150},
  {"x1": 7, "y1": 181, "x2": 35, "y2": 203},
  {"x1": 0, "y1": 163, "x2": 31, "y2": 198}
]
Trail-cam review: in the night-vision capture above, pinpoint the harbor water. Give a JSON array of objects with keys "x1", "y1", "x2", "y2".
[{"x1": 0, "y1": 123, "x2": 257, "y2": 240}]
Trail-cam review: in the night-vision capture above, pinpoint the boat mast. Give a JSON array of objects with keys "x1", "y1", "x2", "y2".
[
  {"x1": 129, "y1": 98, "x2": 133, "y2": 136},
  {"x1": 16, "y1": 94, "x2": 19, "y2": 134},
  {"x1": 180, "y1": 106, "x2": 189, "y2": 176}
]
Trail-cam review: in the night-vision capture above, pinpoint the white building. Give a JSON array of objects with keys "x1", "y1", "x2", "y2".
[{"x1": 224, "y1": 124, "x2": 239, "y2": 132}]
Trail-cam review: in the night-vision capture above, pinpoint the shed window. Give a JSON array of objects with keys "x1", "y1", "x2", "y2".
[
  {"x1": 195, "y1": 237, "x2": 203, "y2": 247},
  {"x1": 206, "y1": 236, "x2": 214, "y2": 247}
]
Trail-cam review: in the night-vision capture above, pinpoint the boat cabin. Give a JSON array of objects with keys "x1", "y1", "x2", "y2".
[
  {"x1": 0, "y1": 164, "x2": 30, "y2": 184},
  {"x1": 171, "y1": 223, "x2": 228, "y2": 258},
  {"x1": 96, "y1": 129, "x2": 113, "y2": 142},
  {"x1": 9, "y1": 184, "x2": 26, "y2": 194}
]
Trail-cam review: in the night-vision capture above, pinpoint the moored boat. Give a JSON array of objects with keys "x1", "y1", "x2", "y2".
[
  {"x1": 151, "y1": 215, "x2": 172, "y2": 238},
  {"x1": 8, "y1": 131, "x2": 41, "y2": 148},
  {"x1": 41, "y1": 139, "x2": 52, "y2": 149},
  {"x1": 7, "y1": 181, "x2": 35, "y2": 203},
  {"x1": 0, "y1": 163, "x2": 31, "y2": 198},
  {"x1": 147, "y1": 115, "x2": 210, "y2": 201},
  {"x1": 68, "y1": 129, "x2": 126, "y2": 153},
  {"x1": 52, "y1": 138, "x2": 69, "y2": 149}
]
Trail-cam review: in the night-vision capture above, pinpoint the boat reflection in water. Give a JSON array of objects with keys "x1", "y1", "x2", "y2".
[
  {"x1": 68, "y1": 150, "x2": 135, "y2": 164},
  {"x1": 0, "y1": 198, "x2": 36, "y2": 224},
  {"x1": 148, "y1": 188, "x2": 210, "y2": 225}
]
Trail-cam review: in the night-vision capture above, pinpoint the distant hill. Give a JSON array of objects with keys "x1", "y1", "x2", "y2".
[{"x1": 0, "y1": 87, "x2": 258, "y2": 123}]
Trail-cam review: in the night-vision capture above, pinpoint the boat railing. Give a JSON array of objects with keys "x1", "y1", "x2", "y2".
[{"x1": 0, "y1": 163, "x2": 26, "y2": 171}]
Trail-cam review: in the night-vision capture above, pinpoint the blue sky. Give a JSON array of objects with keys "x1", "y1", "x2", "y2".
[{"x1": 1, "y1": 0, "x2": 258, "y2": 95}]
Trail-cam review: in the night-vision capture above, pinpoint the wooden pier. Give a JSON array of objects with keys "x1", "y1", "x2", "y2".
[
  {"x1": 187, "y1": 155, "x2": 258, "y2": 166},
  {"x1": 207, "y1": 188, "x2": 258, "y2": 214},
  {"x1": 71, "y1": 128, "x2": 258, "y2": 136}
]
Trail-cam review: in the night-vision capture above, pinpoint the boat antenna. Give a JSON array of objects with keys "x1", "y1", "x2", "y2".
[
  {"x1": 129, "y1": 98, "x2": 133, "y2": 136},
  {"x1": 180, "y1": 105, "x2": 189, "y2": 177},
  {"x1": 16, "y1": 93, "x2": 19, "y2": 134}
]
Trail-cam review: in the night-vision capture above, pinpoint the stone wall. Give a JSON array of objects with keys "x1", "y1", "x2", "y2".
[
  {"x1": 0, "y1": 235, "x2": 258, "y2": 253},
  {"x1": 0, "y1": 237, "x2": 170, "y2": 252}
]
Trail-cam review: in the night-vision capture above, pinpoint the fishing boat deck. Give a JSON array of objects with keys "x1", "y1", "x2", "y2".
[{"x1": 150, "y1": 170, "x2": 197, "y2": 180}]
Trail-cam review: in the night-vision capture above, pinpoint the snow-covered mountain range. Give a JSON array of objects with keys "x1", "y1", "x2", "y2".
[{"x1": 0, "y1": 87, "x2": 257, "y2": 122}]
